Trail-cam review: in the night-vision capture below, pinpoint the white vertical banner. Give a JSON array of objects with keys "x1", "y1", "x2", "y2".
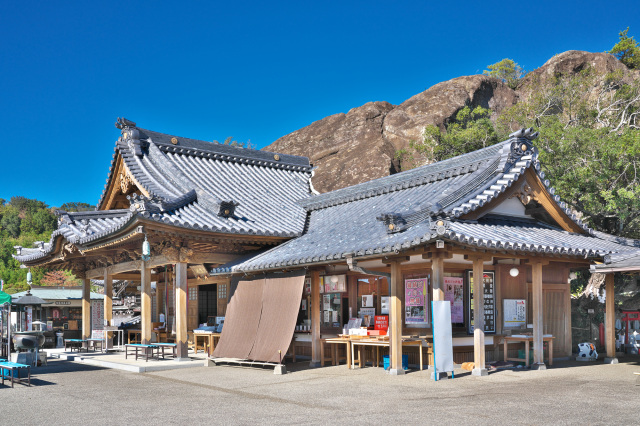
[
  {"x1": 91, "y1": 300, "x2": 104, "y2": 332},
  {"x1": 432, "y1": 300, "x2": 454, "y2": 378}
]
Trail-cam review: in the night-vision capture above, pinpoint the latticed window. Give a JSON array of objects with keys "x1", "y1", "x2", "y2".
[
  {"x1": 218, "y1": 284, "x2": 227, "y2": 299},
  {"x1": 188, "y1": 287, "x2": 198, "y2": 301}
]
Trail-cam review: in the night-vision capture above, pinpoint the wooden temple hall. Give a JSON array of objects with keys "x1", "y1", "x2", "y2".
[{"x1": 14, "y1": 120, "x2": 637, "y2": 374}]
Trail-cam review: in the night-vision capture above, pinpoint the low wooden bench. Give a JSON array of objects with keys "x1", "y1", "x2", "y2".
[
  {"x1": 156, "y1": 343, "x2": 177, "y2": 359},
  {"x1": 86, "y1": 338, "x2": 104, "y2": 352},
  {"x1": 65, "y1": 339, "x2": 88, "y2": 352},
  {"x1": 125, "y1": 344, "x2": 159, "y2": 362},
  {"x1": 0, "y1": 361, "x2": 31, "y2": 388}
]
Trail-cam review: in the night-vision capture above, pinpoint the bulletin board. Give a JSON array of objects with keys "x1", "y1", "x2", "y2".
[{"x1": 503, "y1": 299, "x2": 526, "y2": 328}]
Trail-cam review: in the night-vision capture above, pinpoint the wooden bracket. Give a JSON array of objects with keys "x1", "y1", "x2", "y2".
[
  {"x1": 422, "y1": 251, "x2": 454, "y2": 260},
  {"x1": 382, "y1": 255, "x2": 411, "y2": 265}
]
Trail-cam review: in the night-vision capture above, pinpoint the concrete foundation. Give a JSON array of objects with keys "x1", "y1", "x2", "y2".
[
  {"x1": 308, "y1": 361, "x2": 321, "y2": 368},
  {"x1": 388, "y1": 368, "x2": 405, "y2": 376},
  {"x1": 530, "y1": 362, "x2": 547, "y2": 370},
  {"x1": 471, "y1": 367, "x2": 488, "y2": 376},
  {"x1": 604, "y1": 357, "x2": 619, "y2": 364},
  {"x1": 431, "y1": 371, "x2": 448, "y2": 380},
  {"x1": 274, "y1": 364, "x2": 287, "y2": 375}
]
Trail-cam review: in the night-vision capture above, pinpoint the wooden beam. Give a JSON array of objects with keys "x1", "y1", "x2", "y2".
[
  {"x1": 472, "y1": 257, "x2": 487, "y2": 376},
  {"x1": 605, "y1": 274, "x2": 616, "y2": 359},
  {"x1": 431, "y1": 256, "x2": 445, "y2": 302},
  {"x1": 85, "y1": 252, "x2": 243, "y2": 279},
  {"x1": 382, "y1": 255, "x2": 411, "y2": 265},
  {"x1": 531, "y1": 260, "x2": 545, "y2": 368},
  {"x1": 82, "y1": 278, "x2": 91, "y2": 340},
  {"x1": 389, "y1": 260, "x2": 405, "y2": 375},
  {"x1": 175, "y1": 262, "x2": 188, "y2": 359},
  {"x1": 310, "y1": 270, "x2": 321, "y2": 367},
  {"x1": 141, "y1": 262, "x2": 152, "y2": 344},
  {"x1": 104, "y1": 271, "x2": 113, "y2": 349},
  {"x1": 422, "y1": 251, "x2": 454, "y2": 260}
]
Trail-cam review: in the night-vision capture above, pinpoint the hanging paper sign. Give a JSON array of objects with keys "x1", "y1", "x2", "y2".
[
  {"x1": 444, "y1": 277, "x2": 464, "y2": 323},
  {"x1": 405, "y1": 278, "x2": 429, "y2": 325}
]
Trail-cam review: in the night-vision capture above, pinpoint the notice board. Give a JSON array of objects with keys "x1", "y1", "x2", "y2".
[{"x1": 503, "y1": 299, "x2": 526, "y2": 328}]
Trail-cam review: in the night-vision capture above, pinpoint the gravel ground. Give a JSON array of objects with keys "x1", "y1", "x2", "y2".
[{"x1": 2, "y1": 356, "x2": 639, "y2": 425}]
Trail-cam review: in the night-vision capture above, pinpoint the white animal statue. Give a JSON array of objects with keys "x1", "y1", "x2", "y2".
[{"x1": 577, "y1": 342, "x2": 598, "y2": 360}]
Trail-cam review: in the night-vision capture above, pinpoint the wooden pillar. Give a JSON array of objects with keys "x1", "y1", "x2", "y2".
[
  {"x1": 471, "y1": 256, "x2": 488, "y2": 376},
  {"x1": 531, "y1": 261, "x2": 546, "y2": 369},
  {"x1": 310, "y1": 270, "x2": 321, "y2": 367},
  {"x1": 141, "y1": 262, "x2": 152, "y2": 344},
  {"x1": 604, "y1": 274, "x2": 618, "y2": 363},
  {"x1": 82, "y1": 278, "x2": 91, "y2": 340},
  {"x1": 175, "y1": 262, "x2": 188, "y2": 359},
  {"x1": 389, "y1": 260, "x2": 404, "y2": 375},
  {"x1": 104, "y1": 270, "x2": 113, "y2": 348},
  {"x1": 431, "y1": 256, "x2": 444, "y2": 302}
]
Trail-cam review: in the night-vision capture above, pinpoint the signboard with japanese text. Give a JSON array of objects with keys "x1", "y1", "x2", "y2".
[
  {"x1": 444, "y1": 277, "x2": 464, "y2": 323},
  {"x1": 405, "y1": 277, "x2": 429, "y2": 326}
]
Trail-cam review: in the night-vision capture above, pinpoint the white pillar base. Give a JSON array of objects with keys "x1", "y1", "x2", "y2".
[
  {"x1": 472, "y1": 368, "x2": 488, "y2": 376},
  {"x1": 430, "y1": 371, "x2": 448, "y2": 380},
  {"x1": 530, "y1": 362, "x2": 547, "y2": 370},
  {"x1": 274, "y1": 364, "x2": 287, "y2": 375},
  {"x1": 388, "y1": 368, "x2": 406, "y2": 376},
  {"x1": 309, "y1": 361, "x2": 321, "y2": 368},
  {"x1": 604, "y1": 357, "x2": 619, "y2": 364},
  {"x1": 175, "y1": 357, "x2": 191, "y2": 362}
]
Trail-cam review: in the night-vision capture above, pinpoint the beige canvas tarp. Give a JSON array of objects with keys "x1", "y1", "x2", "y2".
[
  {"x1": 211, "y1": 278, "x2": 264, "y2": 359},
  {"x1": 212, "y1": 272, "x2": 305, "y2": 363},
  {"x1": 248, "y1": 275, "x2": 305, "y2": 363}
]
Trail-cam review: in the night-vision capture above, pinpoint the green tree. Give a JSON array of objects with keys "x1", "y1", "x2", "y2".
[
  {"x1": 40, "y1": 270, "x2": 81, "y2": 287},
  {"x1": 608, "y1": 27, "x2": 640, "y2": 69},
  {"x1": 498, "y1": 66, "x2": 640, "y2": 238},
  {"x1": 59, "y1": 202, "x2": 95, "y2": 212},
  {"x1": 484, "y1": 58, "x2": 525, "y2": 89},
  {"x1": 1, "y1": 208, "x2": 21, "y2": 238},
  {"x1": 396, "y1": 106, "x2": 499, "y2": 170},
  {"x1": 20, "y1": 209, "x2": 56, "y2": 235}
]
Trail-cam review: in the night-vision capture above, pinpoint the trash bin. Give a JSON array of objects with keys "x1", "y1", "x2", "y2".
[
  {"x1": 517, "y1": 349, "x2": 534, "y2": 366},
  {"x1": 56, "y1": 331, "x2": 64, "y2": 348},
  {"x1": 383, "y1": 354, "x2": 408, "y2": 370}
]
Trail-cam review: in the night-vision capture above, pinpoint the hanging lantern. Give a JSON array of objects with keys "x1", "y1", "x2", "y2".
[
  {"x1": 142, "y1": 235, "x2": 151, "y2": 261},
  {"x1": 26, "y1": 268, "x2": 33, "y2": 285}
]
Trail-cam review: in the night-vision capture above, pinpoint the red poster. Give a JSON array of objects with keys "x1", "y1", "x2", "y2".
[{"x1": 374, "y1": 315, "x2": 389, "y2": 331}]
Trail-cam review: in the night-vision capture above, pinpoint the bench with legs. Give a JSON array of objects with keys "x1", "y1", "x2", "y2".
[
  {"x1": 0, "y1": 361, "x2": 31, "y2": 387},
  {"x1": 125, "y1": 344, "x2": 159, "y2": 362},
  {"x1": 65, "y1": 339, "x2": 88, "y2": 352},
  {"x1": 86, "y1": 338, "x2": 104, "y2": 352},
  {"x1": 156, "y1": 343, "x2": 177, "y2": 359}
]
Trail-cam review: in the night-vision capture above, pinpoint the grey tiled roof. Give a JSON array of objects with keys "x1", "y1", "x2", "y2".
[
  {"x1": 213, "y1": 135, "x2": 637, "y2": 274},
  {"x1": 15, "y1": 119, "x2": 313, "y2": 264},
  {"x1": 14, "y1": 210, "x2": 135, "y2": 263}
]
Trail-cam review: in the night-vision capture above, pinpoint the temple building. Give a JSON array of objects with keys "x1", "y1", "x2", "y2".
[{"x1": 14, "y1": 121, "x2": 636, "y2": 373}]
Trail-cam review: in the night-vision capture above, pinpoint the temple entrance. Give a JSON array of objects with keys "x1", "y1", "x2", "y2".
[{"x1": 198, "y1": 284, "x2": 218, "y2": 325}]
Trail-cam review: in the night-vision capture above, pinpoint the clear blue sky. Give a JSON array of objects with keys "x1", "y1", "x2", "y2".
[{"x1": 1, "y1": 1, "x2": 637, "y2": 208}]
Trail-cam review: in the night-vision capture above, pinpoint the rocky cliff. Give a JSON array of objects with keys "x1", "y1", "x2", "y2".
[{"x1": 264, "y1": 51, "x2": 629, "y2": 193}]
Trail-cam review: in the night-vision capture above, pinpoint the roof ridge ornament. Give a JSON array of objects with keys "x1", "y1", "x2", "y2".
[
  {"x1": 115, "y1": 117, "x2": 136, "y2": 129},
  {"x1": 505, "y1": 127, "x2": 538, "y2": 172},
  {"x1": 128, "y1": 190, "x2": 198, "y2": 214}
]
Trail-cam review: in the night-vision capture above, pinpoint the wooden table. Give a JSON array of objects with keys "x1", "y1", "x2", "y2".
[
  {"x1": 503, "y1": 335, "x2": 554, "y2": 367},
  {"x1": 350, "y1": 338, "x2": 424, "y2": 371},
  {"x1": 127, "y1": 329, "x2": 142, "y2": 344},
  {"x1": 324, "y1": 337, "x2": 351, "y2": 367},
  {"x1": 193, "y1": 332, "x2": 221, "y2": 356}
]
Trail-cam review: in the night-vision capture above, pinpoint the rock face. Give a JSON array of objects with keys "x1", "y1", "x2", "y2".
[
  {"x1": 264, "y1": 50, "x2": 634, "y2": 193},
  {"x1": 517, "y1": 50, "x2": 637, "y2": 99},
  {"x1": 265, "y1": 76, "x2": 516, "y2": 193}
]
